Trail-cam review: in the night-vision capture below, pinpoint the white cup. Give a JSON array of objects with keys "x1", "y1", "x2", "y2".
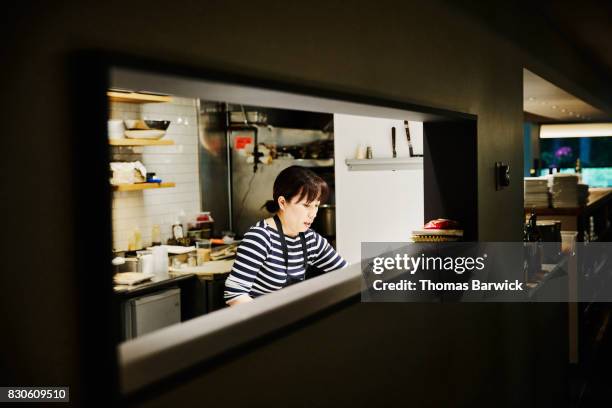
[
  {"x1": 355, "y1": 145, "x2": 366, "y2": 159},
  {"x1": 108, "y1": 119, "x2": 125, "y2": 139}
]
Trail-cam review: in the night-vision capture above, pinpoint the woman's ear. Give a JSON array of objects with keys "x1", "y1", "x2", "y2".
[{"x1": 278, "y1": 196, "x2": 286, "y2": 211}]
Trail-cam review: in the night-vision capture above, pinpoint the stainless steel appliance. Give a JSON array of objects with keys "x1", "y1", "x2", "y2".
[
  {"x1": 198, "y1": 103, "x2": 337, "y2": 237},
  {"x1": 123, "y1": 288, "x2": 181, "y2": 340},
  {"x1": 312, "y1": 204, "x2": 335, "y2": 237}
]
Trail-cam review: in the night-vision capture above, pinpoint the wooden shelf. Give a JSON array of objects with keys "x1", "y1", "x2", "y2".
[
  {"x1": 112, "y1": 182, "x2": 175, "y2": 192},
  {"x1": 109, "y1": 138, "x2": 175, "y2": 146},
  {"x1": 107, "y1": 91, "x2": 172, "y2": 104}
]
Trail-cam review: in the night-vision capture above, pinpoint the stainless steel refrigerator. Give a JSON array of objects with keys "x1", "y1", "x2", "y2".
[{"x1": 198, "y1": 103, "x2": 336, "y2": 237}]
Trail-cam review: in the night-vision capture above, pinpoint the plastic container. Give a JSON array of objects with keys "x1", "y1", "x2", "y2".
[
  {"x1": 188, "y1": 252, "x2": 197, "y2": 267},
  {"x1": 196, "y1": 212, "x2": 214, "y2": 238},
  {"x1": 136, "y1": 250, "x2": 154, "y2": 275},
  {"x1": 151, "y1": 246, "x2": 169, "y2": 279},
  {"x1": 561, "y1": 231, "x2": 578, "y2": 254},
  {"x1": 196, "y1": 239, "x2": 212, "y2": 265}
]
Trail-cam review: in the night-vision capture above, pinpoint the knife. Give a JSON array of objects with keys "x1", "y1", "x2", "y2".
[
  {"x1": 392, "y1": 127, "x2": 397, "y2": 158},
  {"x1": 404, "y1": 120, "x2": 423, "y2": 157}
]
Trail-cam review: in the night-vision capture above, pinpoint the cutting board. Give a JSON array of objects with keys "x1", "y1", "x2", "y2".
[{"x1": 169, "y1": 259, "x2": 234, "y2": 277}]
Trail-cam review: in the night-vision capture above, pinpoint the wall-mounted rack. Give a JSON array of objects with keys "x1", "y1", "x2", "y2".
[{"x1": 345, "y1": 157, "x2": 423, "y2": 171}]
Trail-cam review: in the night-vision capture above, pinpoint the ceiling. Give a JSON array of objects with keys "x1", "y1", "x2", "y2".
[
  {"x1": 523, "y1": 1, "x2": 612, "y2": 123},
  {"x1": 536, "y1": 1, "x2": 612, "y2": 78},
  {"x1": 523, "y1": 69, "x2": 609, "y2": 122}
]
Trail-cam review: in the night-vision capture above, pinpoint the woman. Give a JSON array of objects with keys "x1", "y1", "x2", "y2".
[{"x1": 224, "y1": 166, "x2": 347, "y2": 306}]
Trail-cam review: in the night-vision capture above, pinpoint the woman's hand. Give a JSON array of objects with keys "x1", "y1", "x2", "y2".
[{"x1": 227, "y1": 294, "x2": 254, "y2": 306}]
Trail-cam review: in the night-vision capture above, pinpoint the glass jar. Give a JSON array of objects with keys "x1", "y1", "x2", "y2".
[
  {"x1": 196, "y1": 239, "x2": 212, "y2": 265},
  {"x1": 188, "y1": 252, "x2": 197, "y2": 267}
]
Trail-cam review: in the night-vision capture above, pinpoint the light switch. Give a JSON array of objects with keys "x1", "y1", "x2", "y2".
[{"x1": 495, "y1": 162, "x2": 510, "y2": 190}]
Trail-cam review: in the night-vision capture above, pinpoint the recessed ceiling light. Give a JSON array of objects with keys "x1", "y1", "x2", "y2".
[
  {"x1": 569, "y1": 111, "x2": 574, "y2": 116},
  {"x1": 561, "y1": 108, "x2": 566, "y2": 112},
  {"x1": 528, "y1": 97, "x2": 535, "y2": 101},
  {"x1": 552, "y1": 105, "x2": 557, "y2": 109}
]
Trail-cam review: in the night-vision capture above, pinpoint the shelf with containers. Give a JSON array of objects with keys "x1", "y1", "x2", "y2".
[
  {"x1": 108, "y1": 90, "x2": 176, "y2": 190},
  {"x1": 112, "y1": 182, "x2": 176, "y2": 192},
  {"x1": 107, "y1": 90, "x2": 173, "y2": 104}
]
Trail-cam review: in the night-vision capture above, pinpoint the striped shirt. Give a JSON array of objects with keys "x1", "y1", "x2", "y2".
[{"x1": 224, "y1": 220, "x2": 348, "y2": 301}]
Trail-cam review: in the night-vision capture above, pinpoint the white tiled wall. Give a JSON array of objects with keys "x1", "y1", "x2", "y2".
[{"x1": 110, "y1": 97, "x2": 200, "y2": 251}]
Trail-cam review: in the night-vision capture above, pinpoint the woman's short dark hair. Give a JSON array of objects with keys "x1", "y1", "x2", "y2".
[{"x1": 263, "y1": 166, "x2": 329, "y2": 213}]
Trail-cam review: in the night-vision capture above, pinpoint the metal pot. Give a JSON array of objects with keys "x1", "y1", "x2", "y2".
[{"x1": 313, "y1": 204, "x2": 335, "y2": 237}]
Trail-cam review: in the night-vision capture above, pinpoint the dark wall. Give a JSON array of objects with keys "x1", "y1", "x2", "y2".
[
  {"x1": 127, "y1": 301, "x2": 567, "y2": 408},
  {"x1": 424, "y1": 120, "x2": 478, "y2": 241},
  {"x1": 1, "y1": 0, "x2": 605, "y2": 406}
]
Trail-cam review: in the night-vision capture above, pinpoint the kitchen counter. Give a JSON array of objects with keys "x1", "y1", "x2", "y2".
[
  {"x1": 169, "y1": 259, "x2": 234, "y2": 280},
  {"x1": 526, "y1": 257, "x2": 568, "y2": 299},
  {"x1": 114, "y1": 273, "x2": 198, "y2": 297},
  {"x1": 169, "y1": 259, "x2": 235, "y2": 314},
  {"x1": 114, "y1": 274, "x2": 204, "y2": 329}
]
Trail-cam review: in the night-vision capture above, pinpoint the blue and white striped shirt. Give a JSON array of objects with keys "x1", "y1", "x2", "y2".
[{"x1": 224, "y1": 220, "x2": 348, "y2": 301}]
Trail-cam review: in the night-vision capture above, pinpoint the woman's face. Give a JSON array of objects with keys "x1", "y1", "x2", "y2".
[{"x1": 279, "y1": 194, "x2": 320, "y2": 234}]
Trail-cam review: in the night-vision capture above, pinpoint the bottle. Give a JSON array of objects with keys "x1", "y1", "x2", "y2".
[
  {"x1": 151, "y1": 224, "x2": 161, "y2": 246},
  {"x1": 524, "y1": 208, "x2": 542, "y2": 282},
  {"x1": 172, "y1": 220, "x2": 184, "y2": 240},
  {"x1": 127, "y1": 234, "x2": 136, "y2": 251},
  {"x1": 575, "y1": 158, "x2": 582, "y2": 174},
  {"x1": 133, "y1": 227, "x2": 142, "y2": 250},
  {"x1": 530, "y1": 158, "x2": 540, "y2": 177},
  {"x1": 528, "y1": 209, "x2": 540, "y2": 242},
  {"x1": 178, "y1": 209, "x2": 187, "y2": 235}
]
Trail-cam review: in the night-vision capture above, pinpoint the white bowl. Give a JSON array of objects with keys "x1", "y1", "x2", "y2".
[{"x1": 124, "y1": 129, "x2": 166, "y2": 140}]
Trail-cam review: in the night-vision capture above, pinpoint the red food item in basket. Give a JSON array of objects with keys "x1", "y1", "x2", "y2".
[{"x1": 423, "y1": 219, "x2": 460, "y2": 230}]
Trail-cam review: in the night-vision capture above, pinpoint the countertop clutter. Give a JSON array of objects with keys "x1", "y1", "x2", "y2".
[
  {"x1": 114, "y1": 236, "x2": 239, "y2": 341},
  {"x1": 411, "y1": 218, "x2": 464, "y2": 242},
  {"x1": 111, "y1": 191, "x2": 240, "y2": 341},
  {"x1": 525, "y1": 187, "x2": 612, "y2": 243},
  {"x1": 113, "y1": 240, "x2": 238, "y2": 290},
  {"x1": 109, "y1": 112, "x2": 176, "y2": 191}
]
